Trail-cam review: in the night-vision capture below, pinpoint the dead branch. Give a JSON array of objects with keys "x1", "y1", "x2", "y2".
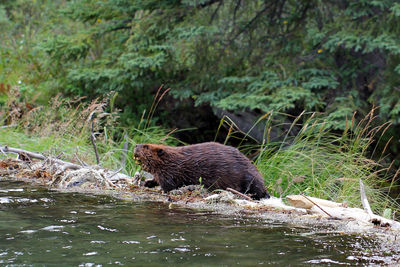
[
  {"x1": 360, "y1": 179, "x2": 374, "y2": 217},
  {"x1": 226, "y1": 187, "x2": 253, "y2": 201},
  {"x1": 74, "y1": 153, "x2": 88, "y2": 167},
  {"x1": 0, "y1": 124, "x2": 17, "y2": 129},
  {"x1": 301, "y1": 193, "x2": 334, "y2": 218},
  {"x1": 108, "y1": 167, "x2": 123, "y2": 180},
  {"x1": 121, "y1": 133, "x2": 129, "y2": 170},
  {"x1": 1, "y1": 146, "x2": 81, "y2": 170},
  {"x1": 90, "y1": 120, "x2": 100, "y2": 165}
]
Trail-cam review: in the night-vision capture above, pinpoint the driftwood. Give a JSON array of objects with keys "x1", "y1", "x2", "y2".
[
  {"x1": 286, "y1": 193, "x2": 400, "y2": 229},
  {"x1": 286, "y1": 195, "x2": 345, "y2": 209},
  {"x1": 359, "y1": 179, "x2": 374, "y2": 217},
  {"x1": 0, "y1": 146, "x2": 81, "y2": 170},
  {"x1": 0, "y1": 145, "x2": 131, "y2": 189}
]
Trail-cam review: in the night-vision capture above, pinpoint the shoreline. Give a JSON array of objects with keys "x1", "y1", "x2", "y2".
[{"x1": 1, "y1": 155, "x2": 400, "y2": 258}]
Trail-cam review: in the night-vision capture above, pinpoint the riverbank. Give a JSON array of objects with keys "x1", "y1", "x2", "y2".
[{"x1": 1, "y1": 150, "x2": 400, "y2": 260}]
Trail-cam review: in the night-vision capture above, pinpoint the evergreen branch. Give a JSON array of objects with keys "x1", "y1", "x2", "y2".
[{"x1": 224, "y1": 1, "x2": 274, "y2": 50}]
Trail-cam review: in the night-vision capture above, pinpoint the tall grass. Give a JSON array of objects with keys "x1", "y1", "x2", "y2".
[
  {"x1": 0, "y1": 89, "x2": 177, "y2": 176},
  {"x1": 217, "y1": 109, "x2": 399, "y2": 216}
]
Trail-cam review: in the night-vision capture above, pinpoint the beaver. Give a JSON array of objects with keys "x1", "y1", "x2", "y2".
[{"x1": 134, "y1": 142, "x2": 269, "y2": 200}]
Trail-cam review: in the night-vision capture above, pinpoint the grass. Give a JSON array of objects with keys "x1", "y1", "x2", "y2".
[
  {"x1": 216, "y1": 109, "x2": 400, "y2": 217},
  {"x1": 0, "y1": 91, "x2": 177, "y2": 176},
  {"x1": 257, "y1": 111, "x2": 399, "y2": 217}
]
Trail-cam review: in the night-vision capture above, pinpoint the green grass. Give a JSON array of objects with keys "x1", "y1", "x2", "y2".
[
  {"x1": 214, "y1": 110, "x2": 400, "y2": 217},
  {"x1": 0, "y1": 94, "x2": 177, "y2": 177},
  {"x1": 253, "y1": 110, "x2": 399, "y2": 217}
]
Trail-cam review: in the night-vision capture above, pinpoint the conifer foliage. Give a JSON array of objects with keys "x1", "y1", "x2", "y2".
[{"x1": 1, "y1": 0, "x2": 400, "y2": 130}]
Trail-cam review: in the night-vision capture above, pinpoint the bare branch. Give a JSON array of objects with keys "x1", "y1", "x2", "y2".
[
  {"x1": 0, "y1": 124, "x2": 17, "y2": 129},
  {"x1": 301, "y1": 193, "x2": 334, "y2": 218},
  {"x1": 226, "y1": 187, "x2": 253, "y2": 201},
  {"x1": 90, "y1": 117, "x2": 100, "y2": 165},
  {"x1": 210, "y1": 0, "x2": 224, "y2": 23},
  {"x1": 224, "y1": 2, "x2": 273, "y2": 50},
  {"x1": 1, "y1": 146, "x2": 81, "y2": 170},
  {"x1": 121, "y1": 133, "x2": 129, "y2": 170},
  {"x1": 360, "y1": 179, "x2": 374, "y2": 217}
]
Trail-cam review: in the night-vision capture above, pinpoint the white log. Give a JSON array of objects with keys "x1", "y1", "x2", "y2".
[{"x1": 286, "y1": 195, "x2": 344, "y2": 209}]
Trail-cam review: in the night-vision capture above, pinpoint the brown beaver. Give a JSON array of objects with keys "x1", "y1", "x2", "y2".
[{"x1": 134, "y1": 142, "x2": 269, "y2": 200}]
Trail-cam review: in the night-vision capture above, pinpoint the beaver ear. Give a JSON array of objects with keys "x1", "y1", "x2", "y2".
[{"x1": 157, "y1": 148, "x2": 164, "y2": 157}]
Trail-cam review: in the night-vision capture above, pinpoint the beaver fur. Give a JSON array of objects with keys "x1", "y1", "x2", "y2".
[{"x1": 134, "y1": 142, "x2": 269, "y2": 200}]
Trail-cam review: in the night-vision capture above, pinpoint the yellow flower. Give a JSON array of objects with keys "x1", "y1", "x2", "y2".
[
  {"x1": 97, "y1": 18, "x2": 102, "y2": 23},
  {"x1": 283, "y1": 20, "x2": 288, "y2": 24},
  {"x1": 317, "y1": 49, "x2": 323, "y2": 54}
]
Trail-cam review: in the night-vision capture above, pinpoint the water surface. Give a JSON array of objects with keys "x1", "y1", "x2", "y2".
[{"x1": 0, "y1": 180, "x2": 397, "y2": 266}]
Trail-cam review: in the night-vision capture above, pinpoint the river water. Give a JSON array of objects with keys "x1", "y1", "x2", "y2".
[{"x1": 0, "y1": 180, "x2": 398, "y2": 266}]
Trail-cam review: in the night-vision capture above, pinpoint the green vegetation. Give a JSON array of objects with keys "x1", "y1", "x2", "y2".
[
  {"x1": 216, "y1": 110, "x2": 399, "y2": 216},
  {"x1": 0, "y1": 91, "x2": 177, "y2": 176},
  {"x1": 2, "y1": 1, "x2": 400, "y2": 130},
  {"x1": 0, "y1": 0, "x2": 400, "y2": 216},
  {"x1": 258, "y1": 111, "x2": 398, "y2": 215}
]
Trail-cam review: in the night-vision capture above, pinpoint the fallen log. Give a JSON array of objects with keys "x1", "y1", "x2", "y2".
[
  {"x1": 0, "y1": 145, "x2": 132, "y2": 189},
  {"x1": 0, "y1": 145, "x2": 81, "y2": 170},
  {"x1": 286, "y1": 193, "x2": 400, "y2": 229}
]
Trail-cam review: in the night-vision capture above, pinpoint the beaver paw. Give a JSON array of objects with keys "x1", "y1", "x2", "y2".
[{"x1": 143, "y1": 179, "x2": 159, "y2": 188}]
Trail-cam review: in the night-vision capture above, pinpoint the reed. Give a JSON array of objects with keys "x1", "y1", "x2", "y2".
[{"x1": 253, "y1": 109, "x2": 399, "y2": 216}]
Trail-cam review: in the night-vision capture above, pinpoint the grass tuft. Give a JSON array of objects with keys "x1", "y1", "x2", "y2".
[{"x1": 253, "y1": 109, "x2": 399, "y2": 216}]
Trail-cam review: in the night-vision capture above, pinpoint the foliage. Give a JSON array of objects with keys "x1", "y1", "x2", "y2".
[
  {"x1": 1, "y1": 0, "x2": 400, "y2": 130},
  {"x1": 0, "y1": 90, "x2": 177, "y2": 176},
  {"x1": 251, "y1": 110, "x2": 400, "y2": 216}
]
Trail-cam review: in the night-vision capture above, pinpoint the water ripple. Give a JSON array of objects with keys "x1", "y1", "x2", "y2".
[
  {"x1": 97, "y1": 225, "x2": 118, "y2": 232},
  {"x1": 41, "y1": 225, "x2": 64, "y2": 232}
]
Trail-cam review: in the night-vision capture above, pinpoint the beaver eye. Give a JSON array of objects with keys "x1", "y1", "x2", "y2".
[
  {"x1": 157, "y1": 148, "x2": 164, "y2": 157},
  {"x1": 143, "y1": 145, "x2": 148, "y2": 149}
]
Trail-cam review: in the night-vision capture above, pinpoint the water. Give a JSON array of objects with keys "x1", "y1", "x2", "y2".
[{"x1": 0, "y1": 180, "x2": 397, "y2": 266}]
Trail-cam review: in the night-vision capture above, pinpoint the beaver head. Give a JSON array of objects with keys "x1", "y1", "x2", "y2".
[{"x1": 134, "y1": 144, "x2": 168, "y2": 173}]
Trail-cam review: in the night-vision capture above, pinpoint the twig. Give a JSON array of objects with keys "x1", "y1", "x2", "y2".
[
  {"x1": 74, "y1": 153, "x2": 88, "y2": 167},
  {"x1": 0, "y1": 147, "x2": 8, "y2": 157},
  {"x1": 210, "y1": 0, "x2": 223, "y2": 23},
  {"x1": 359, "y1": 179, "x2": 374, "y2": 217},
  {"x1": 90, "y1": 120, "x2": 100, "y2": 165},
  {"x1": 0, "y1": 124, "x2": 17, "y2": 129},
  {"x1": 108, "y1": 167, "x2": 123, "y2": 180},
  {"x1": 160, "y1": 128, "x2": 178, "y2": 142},
  {"x1": 301, "y1": 193, "x2": 333, "y2": 218},
  {"x1": 226, "y1": 187, "x2": 253, "y2": 201},
  {"x1": 121, "y1": 134, "x2": 129, "y2": 170},
  {"x1": 224, "y1": 2, "x2": 272, "y2": 50}
]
